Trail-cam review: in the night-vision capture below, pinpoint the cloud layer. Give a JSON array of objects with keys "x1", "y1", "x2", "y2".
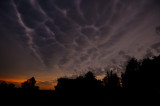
[{"x1": 0, "y1": 0, "x2": 160, "y2": 81}]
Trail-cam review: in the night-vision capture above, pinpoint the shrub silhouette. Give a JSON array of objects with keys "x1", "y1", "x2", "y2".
[
  {"x1": 0, "y1": 81, "x2": 15, "y2": 89},
  {"x1": 8, "y1": 83, "x2": 15, "y2": 89},
  {"x1": 0, "y1": 81, "x2": 8, "y2": 88}
]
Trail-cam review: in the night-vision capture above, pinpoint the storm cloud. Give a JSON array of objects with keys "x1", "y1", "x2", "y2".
[{"x1": 0, "y1": 0, "x2": 160, "y2": 81}]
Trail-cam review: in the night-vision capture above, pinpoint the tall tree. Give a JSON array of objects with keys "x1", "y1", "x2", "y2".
[{"x1": 121, "y1": 58, "x2": 141, "y2": 88}]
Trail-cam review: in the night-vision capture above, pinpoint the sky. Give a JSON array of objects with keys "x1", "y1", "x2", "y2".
[{"x1": 0, "y1": 0, "x2": 160, "y2": 89}]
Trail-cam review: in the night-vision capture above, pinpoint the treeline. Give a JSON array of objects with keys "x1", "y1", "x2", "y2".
[
  {"x1": 54, "y1": 55, "x2": 160, "y2": 105},
  {"x1": 55, "y1": 55, "x2": 160, "y2": 92},
  {"x1": 1, "y1": 55, "x2": 160, "y2": 105}
]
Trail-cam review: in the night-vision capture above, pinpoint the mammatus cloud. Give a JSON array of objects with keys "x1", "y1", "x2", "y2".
[
  {"x1": 0, "y1": 0, "x2": 160, "y2": 82},
  {"x1": 12, "y1": 1, "x2": 46, "y2": 68}
]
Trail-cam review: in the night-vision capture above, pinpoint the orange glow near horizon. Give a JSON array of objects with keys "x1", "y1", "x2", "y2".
[
  {"x1": 0, "y1": 78, "x2": 25, "y2": 88},
  {"x1": 0, "y1": 78, "x2": 57, "y2": 90},
  {"x1": 0, "y1": 78, "x2": 25, "y2": 82},
  {"x1": 0, "y1": 74, "x2": 107, "y2": 90}
]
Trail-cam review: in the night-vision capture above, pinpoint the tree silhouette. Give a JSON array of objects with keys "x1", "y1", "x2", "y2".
[
  {"x1": 120, "y1": 56, "x2": 160, "y2": 104},
  {"x1": 0, "y1": 81, "x2": 8, "y2": 88},
  {"x1": 0, "y1": 81, "x2": 15, "y2": 89},
  {"x1": 54, "y1": 71, "x2": 103, "y2": 105},
  {"x1": 84, "y1": 71, "x2": 96, "y2": 80},
  {"x1": 83, "y1": 71, "x2": 100, "y2": 89},
  {"x1": 21, "y1": 77, "x2": 39, "y2": 89},
  {"x1": 8, "y1": 83, "x2": 15, "y2": 89},
  {"x1": 121, "y1": 55, "x2": 160, "y2": 92},
  {"x1": 103, "y1": 71, "x2": 120, "y2": 89},
  {"x1": 55, "y1": 71, "x2": 99, "y2": 91},
  {"x1": 140, "y1": 56, "x2": 160, "y2": 89},
  {"x1": 121, "y1": 58, "x2": 141, "y2": 88}
]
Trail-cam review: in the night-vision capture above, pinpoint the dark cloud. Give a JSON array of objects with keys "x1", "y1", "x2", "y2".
[
  {"x1": 118, "y1": 51, "x2": 132, "y2": 60},
  {"x1": 45, "y1": 20, "x2": 58, "y2": 33},
  {"x1": 145, "y1": 49, "x2": 154, "y2": 58},
  {"x1": 34, "y1": 26, "x2": 54, "y2": 39},
  {"x1": 156, "y1": 26, "x2": 160, "y2": 35},
  {"x1": 111, "y1": 59, "x2": 117, "y2": 64},
  {"x1": 37, "y1": 0, "x2": 56, "y2": 18},
  {"x1": 54, "y1": 0, "x2": 75, "y2": 10},
  {"x1": 58, "y1": 55, "x2": 70, "y2": 66},
  {"x1": 0, "y1": 0, "x2": 160, "y2": 83},
  {"x1": 152, "y1": 43, "x2": 160, "y2": 53},
  {"x1": 0, "y1": 0, "x2": 25, "y2": 34},
  {"x1": 81, "y1": 27, "x2": 98, "y2": 41},
  {"x1": 118, "y1": 51, "x2": 125, "y2": 55},
  {"x1": 75, "y1": 36, "x2": 89, "y2": 47},
  {"x1": 87, "y1": 48, "x2": 98, "y2": 54},
  {"x1": 14, "y1": 0, "x2": 45, "y2": 28},
  {"x1": 80, "y1": 54, "x2": 89, "y2": 62}
]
